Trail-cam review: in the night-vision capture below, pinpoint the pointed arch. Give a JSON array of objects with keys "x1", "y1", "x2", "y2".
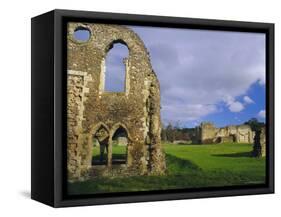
[
  {"x1": 100, "y1": 39, "x2": 130, "y2": 94},
  {"x1": 110, "y1": 122, "x2": 131, "y2": 140},
  {"x1": 104, "y1": 39, "x2": 130, "y2": 53},
  {"x1": 110, "y1": 123, "x2": 130, "y2": 165},
  {"x1": 88, "y1": 122, "x2": 110, "y2": 166},
  {"x1": 89, "y1": 122, "x2": 110, "y2": 136}
]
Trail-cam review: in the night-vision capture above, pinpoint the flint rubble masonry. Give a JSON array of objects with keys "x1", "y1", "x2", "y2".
[{"x1": 67, "y1": 23, "x2": 166, "y2": 180}]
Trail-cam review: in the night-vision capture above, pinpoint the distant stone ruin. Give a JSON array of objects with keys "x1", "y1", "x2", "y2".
[
  {"x1": 195, "y1": 122, "x2": 255, "y2": 144},
  {"x1": 67, "y1": 23, "x2": 166, "y2": 180},
  {"x1": 115, "y1": 137, "x2": 128, "y2": 146}
]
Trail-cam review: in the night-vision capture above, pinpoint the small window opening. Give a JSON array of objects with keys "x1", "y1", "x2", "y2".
[{"x1": 73, "y1": 27, "x2": 91, "y2": 42}]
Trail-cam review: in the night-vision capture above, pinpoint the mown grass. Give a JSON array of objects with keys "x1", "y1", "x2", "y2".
[
  {"x1": 68, "y1": 143, "x2": 266, "y2": 195},
  {"x1": 91, "y1": 145, "x2": 127, "y2": 165}
]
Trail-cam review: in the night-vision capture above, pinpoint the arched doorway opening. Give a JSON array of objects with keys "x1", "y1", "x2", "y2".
[
  {"x1": 111, "y1": 126, "x2": 129, "y2": 165},
  {"x1": 91, "y1": 125, "x2": 110, "y2": 166}
]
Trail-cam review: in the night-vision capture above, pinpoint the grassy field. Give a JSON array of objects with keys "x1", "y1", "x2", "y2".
[
  {"x1": 92, "y1": 145, "x2": 127, "y2": 163},
  {"x1": 68, "y1": 143, "x2": 266, "y2": 195}
]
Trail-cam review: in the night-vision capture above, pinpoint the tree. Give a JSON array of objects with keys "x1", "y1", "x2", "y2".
[
  {"x1": 244, "y1": 118, "x2": 265, "y2": 132},
  {"x1": 161, "y1": 127, "x2": 167, "y2": 141},
  {"x1": 166, "y1": 123, "x2": 175, "y2": 142}
]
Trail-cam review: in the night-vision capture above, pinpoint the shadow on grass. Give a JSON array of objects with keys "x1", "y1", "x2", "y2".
[
  {"x1": 69, "y1": 154, "x2": 201, "y2": 195},
  {"x1": 165, "y1": 153, "x2": 200, "y2": 173},
  {"x1": 68, "y1": 153, "x2": 264, "y2": 195},
  {"x1": 92, "y1": 154, "x2": 126, "y2": 165},
  {"x1": 112, "y1": 155, "x2": 126, "y2": 164},
  {"x1": 212, "y1": 151, "x2": 253, "y2": 158},
  {"x1": 167, "y1": 143, "x2": 213, "y2": 146}
]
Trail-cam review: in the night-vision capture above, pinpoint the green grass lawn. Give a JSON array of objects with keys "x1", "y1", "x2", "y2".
[
  {"x1": 92, "y1": 145, "x2": 127, "y2": 163},
  {"x1": 68, "y1": 143, "x2": 266, "y2": 195}
]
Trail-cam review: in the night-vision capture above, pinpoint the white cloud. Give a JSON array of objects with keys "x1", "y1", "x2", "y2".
[
  {"x1": 243, "y1": 96, "x2": 254, "y2": 104},
  {"x1": 228, "y1": 101, "x2": 244, "y2": 112},
  {"x1": 223, "y1": 96, "x2": 244, "y2": 113},
  {"x1": 258, "y1": 110, "x2": 266, "y2": 118},
  {"x1": 161, "y1": 103, "x2": 217, "y2": 124},
  {"x1": 131, "y1": 26, "x2": 265, "y2": 124}
]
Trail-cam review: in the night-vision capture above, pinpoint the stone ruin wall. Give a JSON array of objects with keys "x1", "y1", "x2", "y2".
[
  {"x1": 253, "y1": 126, "x2": 266, "y2": 157},
  {"x1": 197, "y1": 122, "x2": 255, "y2": 144},
  {"x1": 67, "y1": 23, "x2": 166, "y2": 180},
  {"x1": 199, "y1": 122, "x2": 217, "y2": 143},
  {"x1": 260, "y1": 127, "x2": 266, "y2": 156}
]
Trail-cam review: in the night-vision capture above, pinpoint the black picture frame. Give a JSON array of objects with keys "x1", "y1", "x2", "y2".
[{"x1": 31, "y1": 9, "x2": 274, "y2": 207}]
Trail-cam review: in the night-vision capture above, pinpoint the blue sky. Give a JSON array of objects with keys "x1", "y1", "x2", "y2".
[
  {"x1": 74, "y1": 26, "x2": 266, "y2": 128},
  {"x1": 104, "y1": 44, "x2": 129, "y2": 92},
  {"x1": 131, "y1": 26, "x2": 266, "y2": 128}
]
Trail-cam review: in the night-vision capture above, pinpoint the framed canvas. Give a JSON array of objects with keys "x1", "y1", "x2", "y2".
[{"x1": 31, "y1": 9, "x2": 274, "y2": 207}]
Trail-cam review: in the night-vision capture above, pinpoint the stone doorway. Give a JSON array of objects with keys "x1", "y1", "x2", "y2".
[
  {"x1": 91, "y1": 125, "x2": 110, "y2": 166},
  {"x1": 111, "y1": 126, "x2": 129, "y2": 165}
]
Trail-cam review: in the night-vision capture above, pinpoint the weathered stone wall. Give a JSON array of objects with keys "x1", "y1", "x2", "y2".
[
  {"x1": 200, "y1": 122, "x2": 218, "y2": 144},
  {"x1": 260, "y1": 127, "x2": 266, "y2": 157},
  {"x1": 197, "y1": 122, "x2": 254, "y2": 144},
  {"x1": 67, "y1": 23, "x2": 166, "y2": 180},
  {"x1": 253, "y1": 127, "x2": 266, "y2": 157}
]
